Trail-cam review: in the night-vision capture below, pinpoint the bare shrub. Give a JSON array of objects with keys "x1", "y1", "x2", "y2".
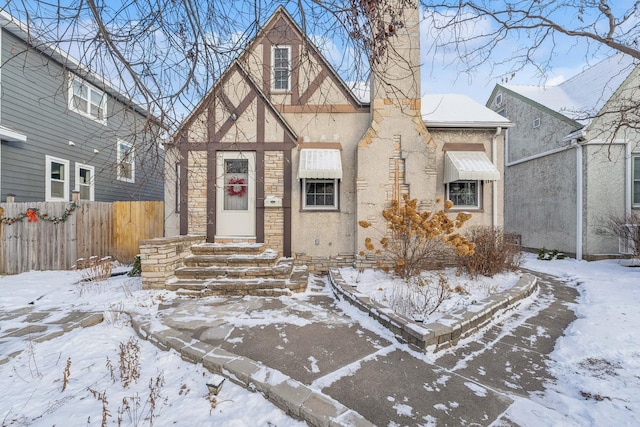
[
  {"x1": 119, "y1": 338, "x2": 141, "y2": 388},
  {"x1": 601, "y1": 212, "x2": 640, "y2": 263},
  {"x1": 390, "y1": 274, "x2": 450, "y2": 321},
  {"x1": 458, "y1": 226, "x2": 523, "y2": 278},
  {"x1": 61, "y1": 357, "x2": 71, "y2": 392},
  {"x1": 74, "y1": 256, "x2": 114, "y2": 282}
]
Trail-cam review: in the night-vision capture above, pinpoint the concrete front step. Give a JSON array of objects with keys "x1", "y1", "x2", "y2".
[
  {"x1": 191, "y1": 242, "x2": 266, "y2": 256},
  {"x1": 170, "y1": 276, "x2": 308, "y2": 297},
  {"x1": 184, "y1": 250, "x2": 279, "y2": 267},
  {"x1": 175, "y1": 262, "x2": 293, "y2": 280}
]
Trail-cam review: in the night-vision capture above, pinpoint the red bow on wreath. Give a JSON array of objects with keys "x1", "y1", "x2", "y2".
[
  {"x1": 227, "y1": 177, "x2": 247, "y2": 197},
  {"x1": 26, "y1": 209, "x2": 39, "y2": 222}
]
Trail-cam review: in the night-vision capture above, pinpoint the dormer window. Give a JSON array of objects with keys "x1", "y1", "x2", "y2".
[
  {"x1": 272, "y1": 46, "x2": 291, "y2": 91},
  {"x1": 68, "y1": 76, "x2": 107, "y2": 124}
]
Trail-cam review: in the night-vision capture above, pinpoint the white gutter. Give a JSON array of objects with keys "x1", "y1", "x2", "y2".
[
  {"x1": 492, "y1": 127, "x2": 502, "y2": 227},
  {"x1": 626, "y1": 143, "x2": 632, "y2": 216}
]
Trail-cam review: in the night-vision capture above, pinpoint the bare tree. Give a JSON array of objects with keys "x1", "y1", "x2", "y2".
[
  {"x1": 422, "y1": 1, "x2": 640, "y2": 80},
  {"x1": 421, "y1": 1, "x2": 640, "y2": 142}
]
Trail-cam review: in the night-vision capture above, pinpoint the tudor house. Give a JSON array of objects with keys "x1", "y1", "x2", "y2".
[{"x1": 156, "y1": 2, "x2": 508, "y2": 286}]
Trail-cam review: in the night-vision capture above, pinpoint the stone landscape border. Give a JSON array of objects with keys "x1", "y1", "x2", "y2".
[{"x1": 328, "y1": 269, "x2": 538, "y2": 352}]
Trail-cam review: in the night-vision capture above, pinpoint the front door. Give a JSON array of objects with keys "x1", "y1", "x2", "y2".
[{"x1": 216, "y1": 151, "x2": 256, "y2": 238}]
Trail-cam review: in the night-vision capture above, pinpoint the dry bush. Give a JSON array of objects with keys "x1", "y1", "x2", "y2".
[
  {"x1": 390, "y1": 274, "x2": 450, "y2": 321},
  {"x1": 74, "y1": 256, "x2": 114, "y2": 282},
  {"x1": 119, "y1": 337, "x2": 141, "y2": 388},
  {"x1": 458, "y1": 226, "x2": 523, "y2": 278},
  {"x1": 359, "y1": 195, "x2": 475, "y2": 279}
]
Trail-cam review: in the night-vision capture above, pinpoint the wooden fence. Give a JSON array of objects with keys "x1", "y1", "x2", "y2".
[{"x1": 0, "y1": 200, "x2": 163, "y2": 274}]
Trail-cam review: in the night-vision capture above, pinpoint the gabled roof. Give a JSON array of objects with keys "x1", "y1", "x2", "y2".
[
  {"x1": 175, "y1": 6, "x2": 366, "y2": 139},
  {"x1": 422, "y1": 94, "x2": 512, "y2": 128},
  {"x1": 0, "y1": 10, "x2": 155, "y2": 121},
  {"x1": 500, "y1": 53, "x2": 636, "y2": 125}
]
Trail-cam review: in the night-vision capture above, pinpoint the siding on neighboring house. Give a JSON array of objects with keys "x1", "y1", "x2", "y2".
[
  {"x1": 488, "y1": 56, "x2": 640, "y2": 259},
  {"x1": 0, "y1": 25, "x2": 163, "y2": 203}
]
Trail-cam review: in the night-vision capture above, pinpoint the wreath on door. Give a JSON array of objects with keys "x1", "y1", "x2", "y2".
[{"x1": 227, "y1": 176, "x2": 247, "y2": 197}]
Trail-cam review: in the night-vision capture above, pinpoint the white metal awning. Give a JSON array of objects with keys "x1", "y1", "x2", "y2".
[
  {"x1": 298, "y1": 149, "x2": 343, "y2": 179},
  {"x1": 0, "y1": 124, "x2": 27, "y2": 142},
  {"x1": 444, "y1": 151, "x2": 500, "y2": 183}
]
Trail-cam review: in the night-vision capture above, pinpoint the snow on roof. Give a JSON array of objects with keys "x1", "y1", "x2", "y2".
[
  {"x1": 503, "y1": 53, "x2": 637, "y2": 124},
  {"x1": 421, "y1": 93, "x2": 512, "y2": 127}
]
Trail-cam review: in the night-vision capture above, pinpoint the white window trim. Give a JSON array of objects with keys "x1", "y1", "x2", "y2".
[
  {"x1": 302, "y1": 178, "x2": 339, "y2": 211},
  {"x1": 633, "y1": 154, "x2": 640, "y2": 207},
  {"x1": 446, "y1": 180, "x2": 482, "y2": 210},
  {"x1": 67, "y1": 75, "x2": 107, "y2": 125},
  {"x1": 271, "y1": 45, "x2": 291, "y2": 92},
  {"x1": 45, "y1": 155, "x2": 70, "y2": 202},
  {"x1": 117, "y1": 140, "x2": 135, "y2": 183},
  {"x1": 75, "y1": 163, "x2": 95, "y2": 201}
]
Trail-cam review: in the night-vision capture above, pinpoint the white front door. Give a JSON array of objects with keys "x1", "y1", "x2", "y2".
[{"x1": 216, "y1": 151, "x2": 256, "y2": 238}]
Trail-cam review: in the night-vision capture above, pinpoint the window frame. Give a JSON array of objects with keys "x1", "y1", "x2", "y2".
[
  {"x1": 633, "y1": 155, "x2": 640, "y2": 207},
  {"x1": 45, "y1": 155, "x2": 70, "y2": 202},
  {"x1": 117, "y1": 140, "x2": 135, "y2": 183},
  {"x1": 446, "y1": 180, "x2": 482, "y2": 210},
  {"x1": 272, "y1": 45, "x2": 291, "y2": 92},
  {"x1": 302, "y1": 178, "x2": 339, "y2": 211},
  {"x1": 75, "y1": 163, "x2": 95, "y2": 201},
  {"x1": 68, "y1": 76, "x2": 107, "y2": 125}
]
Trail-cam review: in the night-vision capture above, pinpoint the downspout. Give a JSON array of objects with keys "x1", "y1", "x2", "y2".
[
  {"x1": 575, "y1": 140, "x2": 583, "y2": 261},
  {"x1": 626, "y1": 142, "x2": 632, "y2": 216},
  {"x1": 492, "y1": 127, "x2": 502, "y2": 228}
]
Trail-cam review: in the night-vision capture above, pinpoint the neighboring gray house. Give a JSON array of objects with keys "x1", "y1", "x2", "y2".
[
  {"x1": 0, "y1": 11, "x2": 163, "y2": 203},
  {"x1": 487, "y1": 54, "x2": 640, "y2": 260}
]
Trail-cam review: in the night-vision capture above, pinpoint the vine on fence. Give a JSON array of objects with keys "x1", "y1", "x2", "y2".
[{"x1": 0, "y1": 202, "x2": 79, "y2": 225}]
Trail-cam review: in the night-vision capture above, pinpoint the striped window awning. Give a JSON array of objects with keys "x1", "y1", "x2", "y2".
[
  {"x1": 298, "y1": 149, "x2": 342, "y2": 179},
  {"x1": 444, "y1": 151, "x2": 500, "y2": 183},
  {"x1": 0, "y1": 124, "x2": 27, "y2": 142}
]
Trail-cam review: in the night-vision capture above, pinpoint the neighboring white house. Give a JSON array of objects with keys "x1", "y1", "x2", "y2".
[{"x1": 487, "y1": 53, "x2": 640, "y2": 259}]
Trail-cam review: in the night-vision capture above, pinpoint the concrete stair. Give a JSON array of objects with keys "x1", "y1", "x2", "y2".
[{"x1": 167, "y1": 243, "x2": 308, "y2": 297}]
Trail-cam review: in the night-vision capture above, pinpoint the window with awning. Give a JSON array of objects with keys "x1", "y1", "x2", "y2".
[
  {"x1": 297, "y1": 149, "x2": 343, "y2": 180},
  {"x1": 443, "y1": 151, "x2": 500, "y2": 183}
]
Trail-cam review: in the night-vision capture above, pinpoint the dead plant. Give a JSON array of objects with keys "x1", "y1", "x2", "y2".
[
  {"x1": 458, "y1": 226, "x2": 523, "y2": 278},
  {"x1": 119, "y1": 337, "x2": 141, "y2": 388},
  {"x1": 61, "y1": 357, "x2": 71, "y2": 392}
]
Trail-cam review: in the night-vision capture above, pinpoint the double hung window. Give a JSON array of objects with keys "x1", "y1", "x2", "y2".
[{"x1": 69, "y1": 77, "x2": 107, "y2": 124}]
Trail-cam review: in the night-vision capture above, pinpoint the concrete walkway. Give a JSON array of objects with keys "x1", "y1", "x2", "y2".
[{"x1": 129, "y1": 270, "x2": 578, "y2": 426}]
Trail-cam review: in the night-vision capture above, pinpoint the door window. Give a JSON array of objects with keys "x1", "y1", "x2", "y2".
[{"x1": 224, "y1": 158, "x2": 249, "y2": 210}]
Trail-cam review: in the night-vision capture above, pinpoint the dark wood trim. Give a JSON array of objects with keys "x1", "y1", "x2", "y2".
[
  {"x1": 442, "y1": 143, "x2": 486, "y2": 152},
  {"x1": 298, "y1": 69, "x2": 327, "y2": 106},
  {"x1": 213, "y1": 91, "x2": 256, "y2": 142},
  {"x1": 256, "y1": 150, "x2": 265, "y2": 243},
  {"x1": 275, "y1": 104, "x2": 369, "y2": 114},
  {"x1": 206, "y1": 105, "x2": 217, "y2": 242},
  {"x1": 283, "y1": 149, "x2": 292, "y2": 257},
  {"x1": 179, "y1": 133, "x2": 189, "y2": 235},
  {"x1": 297, "y1": 142, "x2": 343, "y2": 150}
]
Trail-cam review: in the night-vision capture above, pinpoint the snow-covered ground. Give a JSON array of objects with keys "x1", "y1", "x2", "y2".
[
  {"x1": 337, "y1": 266, "x2": 521, "y2": 322},
  {"x1": 0, "y1": 254, "x2": 638, "y2": 426}
]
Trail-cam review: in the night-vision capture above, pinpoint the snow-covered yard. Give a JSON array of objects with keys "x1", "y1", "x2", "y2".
[
  {"x1": 337, "y1": 267, "x2": 521, "y2": 323},
  {"x1": 0, "y1": 254, "x2": 638, "y2": 426}
]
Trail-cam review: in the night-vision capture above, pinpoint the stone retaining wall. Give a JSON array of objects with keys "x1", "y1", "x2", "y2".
[
  {"x1": 329, "y1": 269, "x2": 538, "y2": 352},
  {"x1": 139, "y1": 235, "x2": 206, "y2": 289}
]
